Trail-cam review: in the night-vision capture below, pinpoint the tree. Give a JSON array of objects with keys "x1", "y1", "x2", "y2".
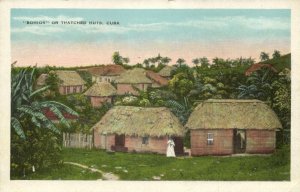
[
  {"x1": 192, "y1": 58, "x2": 200, "y2": 67},
  {"x1": 112, "y1": 51, "x2": 123, "y2": 65},
  {"x1": 260, "y1": 52, "x2": 270, "y2": 61},
  {"x1": 199, "y1": 57, "x2": 210, "y2": 68},
  {"x1": 176, "y1": 58, "x2": 186, "y2": 67},
  {"x1": 272, "y1": 50, "x2": 281, "y2": 60},
  {"x1": 143, "y1": 59, "x2": 150, "y2": 68},
  {"x1": 11, "y1": 67, "x2": 78, "y2": 176},
  {"x1": 123, "y1": 57, "x2": 130, "y2": 64},
  {"x1": 161, "y1": 57, "x2": 171, "y2": 65}
]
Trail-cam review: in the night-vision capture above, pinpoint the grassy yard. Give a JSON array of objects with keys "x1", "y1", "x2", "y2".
[
  {"x1": 13, "y1": 146, "x2": 289, "y2": 180},
  {"x1": 60, "y1": 146, "x2": 290, "y2": 181},
  {"x1": 11, "y1": 164, "x2": 102, "y2": 180}
]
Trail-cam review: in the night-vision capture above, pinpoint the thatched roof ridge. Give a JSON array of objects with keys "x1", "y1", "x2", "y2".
[
  {"x1": 92, "y1": 106, "x2": 184, "y2": 137},
  {"x1": 116, "y1": 68, "x2": 152, "y2": 84},
  {"x1": 158, "y1": 66, "x2": 176, "y2": 77},
  {"x1": 245, "y1": 63, "x2": 277, "y2": 76},
  {"x1": 55, "y1": 70, "x2": 86, "y2": 86},
  {"x1": 186, "y1": 99, "x2": 282, "y2": 130},
  {"x1": 84, "y1": 82, "x2": 116, "y2": 97}
]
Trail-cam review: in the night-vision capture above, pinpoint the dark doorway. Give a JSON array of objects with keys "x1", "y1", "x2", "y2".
[
  {"x1": 173, "y1": 137, "x2": 184, "y2": 156},
  {"x1": 115, "y1": 134, "x2": 125, "y2": 147},
  {"x1": 233, "y1": 129, "x2": 246, "y2": 153}
]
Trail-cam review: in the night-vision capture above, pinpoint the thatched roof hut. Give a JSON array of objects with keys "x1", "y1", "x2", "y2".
[
  {"x1": 54, "y1": 70, "x2": 86, "y2": 86},
  {"x1": 92, "y1": 106, "x2": 184, "y2": 137},
  {"x1": 36, "y1": 73, "x2": 49, "y2": 86},
  {"x1": 186, "y1": 99, "x2": 282, "y2": 130},
  {"x1": 116, "y1": 68, "x2": 152, "y2": 84},
  {"x1": 158, "y1": 66, "x2": 176, "y2": 77},
  {"x1": 84, "y1": 82, "x2": 116, "y2": 97}
]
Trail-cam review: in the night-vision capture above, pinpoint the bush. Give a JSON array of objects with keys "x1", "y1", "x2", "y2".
[{"x1": 11, "y1": 121, "x2": 62, "y2": 177}]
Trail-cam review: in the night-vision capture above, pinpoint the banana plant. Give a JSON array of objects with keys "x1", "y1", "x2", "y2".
[{"x1": 11, "y1": 67, "x2": 78, "y2": 139}]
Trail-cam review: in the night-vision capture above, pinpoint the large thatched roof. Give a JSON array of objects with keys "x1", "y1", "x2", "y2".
[
  {"x1": 92, "y1": 106, "x2": 185, "y2": 137},
  {"x1": 186, "y1": 99, "x2": 282, "y2": 130},
  {"x1": 55, "y1": 70, "x2": 86, "y2": 86},
  {"x1": 158, "y1": 66, "x2": 176, "y2": 77},
  {"x1": 146, "y1": 70, "x2": 168, "y2": 86},
  {"x1": 84, "y1": 82, "x2": 116, "y2": 97},
  {"x1": 116, "y1": 68, "x2": 152, "y2": 84}
]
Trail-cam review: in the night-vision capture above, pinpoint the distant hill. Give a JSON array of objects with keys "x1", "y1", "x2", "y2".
[{"x1": 261, "y1": 53, "x2": 291, "y2": 71}]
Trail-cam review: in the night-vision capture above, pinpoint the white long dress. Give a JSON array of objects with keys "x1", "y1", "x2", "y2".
[{"x1": 166, "y1": 139, "x2": 176, "y2": 157}]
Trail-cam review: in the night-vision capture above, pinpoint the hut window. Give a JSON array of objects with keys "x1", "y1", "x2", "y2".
[
  {"x1": 73, "y1": 86, "x2": 77, "y2": 93},
  {"x1": 207, "y1": 133, "x2": 214, "y2": 145},
  {"x1": 142, "y1": 136, "x2": 149, "y2": 145},
  {"x1": 66, "y1": 86, "x2": 70, "y2": 94}
]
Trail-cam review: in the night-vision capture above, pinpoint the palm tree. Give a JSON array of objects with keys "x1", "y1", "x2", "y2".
[
  {"x1": 161, "y1": 57, "x2": 171, "y2": 65},
  {"x1": 272, "y1": 50, "x2": 281, "y2": 59},
  {"x1": 143, "y1": 59, "x2": 150, "y2": 68},
  {"x1": 112, "y1": 51, "x2": 123, "y2": 65},
  {"x1": 176, "y1": 58, "x2": 186, "y2": 67},
  {"x1": 199, "y1": 57, "x2": 209, "y2": 68},
  {"x1": 192, "y1": 58, "x2": 200, "y2": 67},
  {"x1": 165, "y1": 97, "x2": 192, "y2": 125},
  {"x1": 260, "y1": 52, "x2": 269, "y2": 61},
  {"x1": 11, "y1": 67, "x2": 78, "y2": 139}
]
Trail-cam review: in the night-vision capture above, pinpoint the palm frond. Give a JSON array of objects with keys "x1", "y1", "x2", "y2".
[
  {"x1": 29, "y1": 85, "x2": 50, "y2": 98},
  {"x1": 11, "y1": 117, "x2": 25, "y2": 139},
  {"x1": 40, "y1": 101, "x2": 79, "y2": 116}
]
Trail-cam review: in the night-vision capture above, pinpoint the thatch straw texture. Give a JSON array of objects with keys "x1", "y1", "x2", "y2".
[
  {"x1": 116, "y1": 68, "x2": 152, "y2": 84},
  {"x1": 146, "y1": 70, "x2": 168, "y2": 86},
  {"x1": 84, "y1": 82, "x2": 116, "y2": 97},
  {"x1": 92, "y1": 106, "x2": 184, "y2": 137},
  {"x1": 55, "y1": 70, "x2": 86, "y2": 86},
  {"x1": 186, "y1": 99, "x2": 282, "y2": 130},
  {"x1": 158, "y1": 66, "x2": 176, "y2": 77}
]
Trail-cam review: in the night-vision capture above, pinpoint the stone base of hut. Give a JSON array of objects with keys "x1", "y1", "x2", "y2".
[
  {"x1": 190, "y1": 129, "x2": 276, "y2": 156},
  {"x1": 94, "y1": 132, "x2": 184, "y2": 155}
]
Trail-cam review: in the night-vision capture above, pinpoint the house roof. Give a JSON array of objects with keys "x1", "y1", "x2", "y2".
[
  {"x1": 146, "y1": 70, "x2": 169, "y2": 86},
  {"x1": 84, "y1": 82, "x2": 117, "y2": 97},
  {"x1": 158, "y1": 66, "x2": 176, "y2": 77},
  {"x1": 185, "y1": 99, "x2": 282, "y2": 130},
  {"x1": 55, "y1": 70, "x2": 86, "y2": 86},
  {"x1": 92, "y1": 106, "x2": 185, "y2": 137},
  {"x1": 87, "y1": 65, "x2": 126, "y2": 77},
  {"x1": 245, "y1": 63, "x2": 278, "y2": 76},
  {"x1": 116, "y1": 68, "x2": 152, "y2": 84},
  {"x1": 36, "y1": 73, "x2": 49, "y2": 86},
  {"x1": 43, "y1": 108, "x2": 78, "y2": 121}
]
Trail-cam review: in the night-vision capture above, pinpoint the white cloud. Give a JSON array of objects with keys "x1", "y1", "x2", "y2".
[
  {"x1": 11, "y1": 26, "x2": 65, "y2": 35},
  {"x1": 13, "y1": 15, "x2": 84, "y2": 22}
]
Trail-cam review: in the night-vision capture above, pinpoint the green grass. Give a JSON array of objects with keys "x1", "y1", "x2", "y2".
[
  {"x1": 11, "y1": 164, "x2": 102, "y2": 180},
  {"x1": 60, "y1": 147, "x2": 290, "y2": 181}
]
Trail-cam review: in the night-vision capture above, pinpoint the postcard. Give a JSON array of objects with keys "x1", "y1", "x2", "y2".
[{"x1": 0, "y1": 0, "x2": 300, "y2": 192}]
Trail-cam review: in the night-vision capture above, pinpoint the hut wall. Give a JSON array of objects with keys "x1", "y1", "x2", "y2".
[
  {"x1": 90, "y1": 96, "x2": 112, "y2": 107},
  {"x1": 190, "y1": 129, "x2": 233, "y2": 156},
  {"x1": 125, "y1": 136, "x2": 168, "y2": 154},
  {"x1": 93, "y1": 132, "x2": 115, "y2": 150},
  {"x1": 245, "y1": 129, "x2": 276, "y2": 153},
  {"x1": 59, "y1": 85, "x2": 84, "y2": 95},
  {"x1": 117, "y1": 83, "x2": 151, "y2": 95}
]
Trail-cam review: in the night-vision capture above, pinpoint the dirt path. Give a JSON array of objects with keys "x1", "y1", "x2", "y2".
[{"x1": 64, "y1": 161, "x2": 119, "y2": 180}]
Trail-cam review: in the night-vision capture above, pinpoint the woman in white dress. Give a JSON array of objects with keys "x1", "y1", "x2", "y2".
[{"x1": 166, "y1": 138, "x2": 176, "y2": 157}]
